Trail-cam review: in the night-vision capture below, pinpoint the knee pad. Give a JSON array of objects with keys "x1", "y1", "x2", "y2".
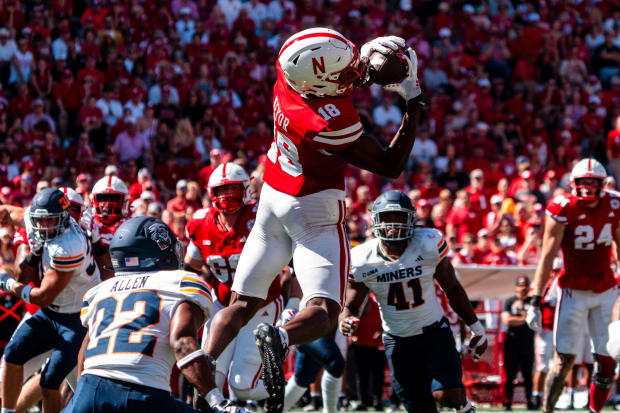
[{"x1": 592, "y1": 354, "x2": 616, "y2": 389}]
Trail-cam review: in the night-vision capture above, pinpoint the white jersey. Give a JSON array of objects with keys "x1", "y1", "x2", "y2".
[
  {"x1": 349, "y1": 228, "x2": 448, "y2": 337},
  {"x1": 80, "y1": 270, "x2": 213, "y2": 392},
  {"x1": 25, "y1": 211, "x2": 101, "y2": 313}
]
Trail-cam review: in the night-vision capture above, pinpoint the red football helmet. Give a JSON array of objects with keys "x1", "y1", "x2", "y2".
[
  {"x1": 207, "y1": 163, "x2": 250, "y2": 213},
  {"x1": 60, "y1": 187, "x2": 85, "y2": 221},
  {"x1": 570, "y1": 158, "x2": 607, "y2": 202},
  {"x1": 91, "y1": 176, "x2": 129, "y2": 225}
]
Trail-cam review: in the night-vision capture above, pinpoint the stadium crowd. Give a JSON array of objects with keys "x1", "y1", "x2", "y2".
[{"x1": 0, "y1": 0, "x2": 619, "y2": 409}]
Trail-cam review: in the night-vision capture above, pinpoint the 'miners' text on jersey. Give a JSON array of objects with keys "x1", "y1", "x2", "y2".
[
  {"x1": 263, "y1": 62, "x2": 363, "y2": 197},
  {"x1": 80, "y1": 270, "x2": 212, "y2": 391},
  {"x1": 546, "y1": 191, "x2": 620, "y2": 292},
  {"x1": 349, "y1": 228, "x2": 449, "y2": 337}
]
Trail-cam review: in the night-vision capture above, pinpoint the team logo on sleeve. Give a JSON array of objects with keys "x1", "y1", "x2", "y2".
[
  {"x1": 611, "y1": 199, "x2": 619, "y2": 210},
  {"x1": 148, "y1": 225, "x2": 172, "y2": 250}
]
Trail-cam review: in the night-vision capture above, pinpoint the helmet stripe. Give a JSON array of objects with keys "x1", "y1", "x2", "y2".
[
  {"x1": 279, "y1": 31, "x2": 349, "y2": 59},
  {"x1": 222, "y1": 163, "x2": 227, "y2": 179}
]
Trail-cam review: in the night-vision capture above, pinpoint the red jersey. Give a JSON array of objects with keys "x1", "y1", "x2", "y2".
[
  {"x1": 186, "y1": 204, "x2": 281, "y2": 306},
  {"x1": 546, "y1": 191, "x2": 620, "y2": 292},
  {"x1": 263, "y1": 63, "x2": 363, "y2": 196},
  {"x1": 11, "y1": 228, "x2": 28, "y2": 257},
  {"x1": 93, "y1": 216, "x2": 129, "y2": 247}
]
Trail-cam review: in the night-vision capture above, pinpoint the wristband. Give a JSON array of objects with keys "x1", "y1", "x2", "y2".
[
  {"x1": 20, "y1": 284, "x2": 32, "y2": 303},
  {"x1": 25, "y1": 253, "x2": 41, "y2": 268},
  {"x1": 285, "y1": 297, "x2": 301, "y2": 311},
  {"x1": 176, "y1": 349, "x2": 206, "y2": 369},
  {"x1": 468, "y1": 320, "x2": 485, "y2": 336},
  {"x1": 530, "y1": 295, "x2": 542, "y2": 307}
]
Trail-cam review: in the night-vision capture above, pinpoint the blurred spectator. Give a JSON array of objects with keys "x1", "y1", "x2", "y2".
[
  {"x1": 372, "y1": 95, "x2": 401, "y2": 129},
  {"x1": 502, "y1": 275, "x2": 536, "y2": 410},
  {"x1": 446, "y1": 190, "x2": 478, "y2": 243},
  {"x1": 348, "y1": 295, "x2": 384, "y2": 411},
  {"x1": 167, "y1": 179, "x2": 190, "y2": 213},
  {"x1": 608, "y1": 115, "x2": 620, "y2": 183},
  {"x1": 23, "y1": 98, "x2": 55, "y2": 132},
  {"x1": 483, "y1": 236, "x2": 517, "y2": 265},
  {"x1": 113, "y1": 117, "x2": 150, "y2": 163},
  {"x1": 451, "y1": 233, "x2": 476, "y2": 265}
]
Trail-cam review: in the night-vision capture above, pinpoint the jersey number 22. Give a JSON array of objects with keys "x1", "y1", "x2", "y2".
[{"x1": 85, "y1": 290, "x2": 161, "y2": 359}]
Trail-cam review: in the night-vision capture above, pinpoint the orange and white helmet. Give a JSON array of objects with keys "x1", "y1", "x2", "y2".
[
  {"x1": 208, "y1": 163, "x2": 250, "y2": 213},
  {"x1": 60, "y1": 187, "x2": 85, "y2": 221},
  {"x1": 91, "y1": 175, "x2": 129, "y2": 225},
  {"x1": 570, "y1": 158, "x2": 607, "y2": 202},
  {"x1": 278, "y1": 27, "x2": 363, "y2": 97}
]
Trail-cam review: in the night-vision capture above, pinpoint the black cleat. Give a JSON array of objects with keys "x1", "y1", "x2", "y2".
[{"x1": 254, "y1": 323, "x2": 286, "y2": 413}]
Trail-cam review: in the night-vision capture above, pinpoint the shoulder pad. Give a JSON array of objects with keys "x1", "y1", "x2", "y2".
[
  {"x1": 546, "y1": 194, "x2": 575, "y2": 223},
  {"x1": 48, "y1": 230, "x2": 87, "y2": 272},
  {"x1": 349, "y1": 239, "x2": 379, "y2": 283},
  {"x1": 175, "y1": 271, "x2": 213, "y2": 319},
  {"x1": 415, "y1": 228, "x2": 447, "y2": 257}
]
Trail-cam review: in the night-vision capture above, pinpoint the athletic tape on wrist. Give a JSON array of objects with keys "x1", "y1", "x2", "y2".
[{"x1": 176, "y1": 349, "x2": 206, "y2": 369}]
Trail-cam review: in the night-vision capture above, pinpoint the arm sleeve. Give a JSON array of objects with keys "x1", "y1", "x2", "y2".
[{"x1": 311, "y1": 99, "x2": 363, "y2": 151}]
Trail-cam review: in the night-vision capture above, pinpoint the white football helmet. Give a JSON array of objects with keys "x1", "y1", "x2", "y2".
[
  {"x1": 278, "y1": 27, "x2": 363, "y2": 97},
  {"x1": 570, "y1": 158, "x2": 607, "y2": 202},
  {"x1": 208, "y1": 163, "x2": 250, "y2": 213},
  {"x1": 91, "y1": 175, "x2": 129, "y2": 225},
  {"x1": 60, "y1": 187, "x2": 85, "y2": 221}
]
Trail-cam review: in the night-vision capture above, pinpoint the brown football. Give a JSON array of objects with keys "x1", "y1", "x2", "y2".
[{"x1": 366, "y1": 49, "x2": 409, "y2": 86}]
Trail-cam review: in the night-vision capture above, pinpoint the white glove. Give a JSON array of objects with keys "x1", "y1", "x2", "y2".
[
  {"x1": 526, "y1": 306, "x2": 542, "y2": 332},
  {"x1": 465, "y1": 321, "x2": 488, "y2": 362},
  {"x1": 80, "y1": 208, "x2": 100, "y2": 243},
  {"x1": 384, "y1": 47, "x2": 422, "y2": 101},
  {"x1": 360, "y1": 35, "x2": 406, "y2": 57}
]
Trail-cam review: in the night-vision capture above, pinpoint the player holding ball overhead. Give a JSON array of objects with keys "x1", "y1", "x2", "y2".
[{"x1": 200, "y1": 28, "x2": 425, "y2": 413}]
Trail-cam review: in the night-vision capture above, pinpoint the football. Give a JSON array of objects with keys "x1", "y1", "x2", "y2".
[{"x1": 366, "y1": 49, "x2": 409, "y2": 86}]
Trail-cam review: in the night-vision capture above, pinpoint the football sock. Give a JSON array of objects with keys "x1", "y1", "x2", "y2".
[
  {"x1": 284, "y1": 377, "x2": 307, "y2": 412},
  {"x1": 589, "y1": 381, "x2": 612, "y2": 412},
  {"x1": 321, "y1": 371, "x2": 342, "y2": 413},
  {"x1": 1, "y1": 409, "x2": 16, "y2": 413},
  {"x1": 589, "y1": 354, "x2": 615, "y2": 412},
  {"x1": 278, "y1": 327, "x2": 289, "y2": 349}
]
